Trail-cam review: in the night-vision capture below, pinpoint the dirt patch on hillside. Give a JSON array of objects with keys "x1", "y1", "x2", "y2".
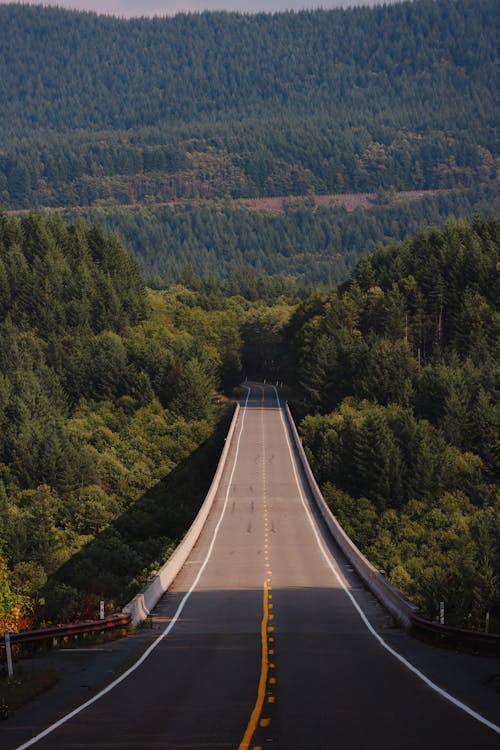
[
  {"x1": 235, "y1": 190, "x2": 446, "y2": 213},
  {"x1": 7, "y1": 190, "x2": 448, "y2": 217}
]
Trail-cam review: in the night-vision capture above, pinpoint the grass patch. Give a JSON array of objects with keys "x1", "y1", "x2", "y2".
[{"x1": 0, "y1": 668, "x2": 59, "y2": 719}]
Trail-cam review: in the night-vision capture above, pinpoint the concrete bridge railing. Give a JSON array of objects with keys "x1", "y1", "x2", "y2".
[
  {"x1": 284, "y1": 403, "x2": 418, "y2": 630},
  {"x1": 123, "y1": 404, "x2": 240, "y2": 626}
]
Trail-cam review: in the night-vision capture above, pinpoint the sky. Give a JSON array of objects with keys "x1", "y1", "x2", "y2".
[{"x1": 0, "y1": 1, "x2": 404, "y2": 18}]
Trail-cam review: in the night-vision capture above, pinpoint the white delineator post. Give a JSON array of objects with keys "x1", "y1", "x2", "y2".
[{"x1": 5, "y1": 630, "x2": 13, "y2": 677}]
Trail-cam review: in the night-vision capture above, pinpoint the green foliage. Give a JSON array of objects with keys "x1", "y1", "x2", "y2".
[
  {"x1": 0, "y1": 212, "x2": 146, "y2": 338},
  {"x1": 66, "y1": 185, "x2": 500, "y2": 286},
  {"x1": 288, "y1": 217, "x2": 499, "y2": 448},
  {"x1": 0, "y1": 1, "x2": 498, "y2": 210},
  {"x1": 0, "y1": 1, "x2": 497, "y2": 297},
  {"x1": 293, "y1": 215, "x2": 500, "y2": 629},
  {"x1": 47, "y1": 409, "x2": 233, "y2": 620},
  {"x1": 0, "y1": 201, "x2": 498, "y2": 639},
  {"x1": 241, "y1": 305, "x2": 293, "y2": 381},
  {"x1": 304, "y1": 403, "x2": 499, "y2": 630},
  {"x1": 0, "y1": 213, "x2": 245, "y2": 621},
  {"x1": 303, "y1": 401, "x2": 484, "y2": 511},
  {"x1": 0, "y1": 554, "x2": 32, "y2": 632}
]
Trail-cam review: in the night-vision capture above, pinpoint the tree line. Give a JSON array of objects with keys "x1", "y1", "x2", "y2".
[
  {"x1": 0, "y1": 213, "x2": 244, "y2": 624},
  {"x1": 0, "y1": 0, "x2": 498, "y2": 209},
  {"x1": 284, "y1": 215, "x2": 499, "y2": 629},
  {"x1": 2, "y1": 1, "x2": 496, "y2": 136},
  {"x1": 0, "y1": 211, "x2": 498, "y2": 632},
  {"x1": 70, "y1": 184, "x2": 500, "y2": 286},
  {"x1": 2, "y1": 123, "x2": 497, "y2": 210}
]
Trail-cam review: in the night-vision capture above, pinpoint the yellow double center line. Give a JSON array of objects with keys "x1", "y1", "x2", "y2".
[
  {"x1": 238, "y1": 580, "x2": 270, "y2": 750},
  {"x1": 239, "y1": 388, "x2": 274, "y2": 750}
]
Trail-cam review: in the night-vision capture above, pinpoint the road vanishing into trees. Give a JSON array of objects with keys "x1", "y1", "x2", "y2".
[{"x1": 7, "y1": 384, "x2": 500, "y2": 749}]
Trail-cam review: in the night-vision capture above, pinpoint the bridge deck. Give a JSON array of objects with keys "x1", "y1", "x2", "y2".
[{"x1": 5, "y1": 384, "x2": 499, "y2": 749}]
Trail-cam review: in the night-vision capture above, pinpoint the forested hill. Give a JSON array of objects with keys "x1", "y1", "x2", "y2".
[
  {"x1": 286, "y1": 215, "x2": 500, "y2": 628},
  {"x1": 0, "y1": 211, "x2": 243, "y2": 626},
  {"x1": 72, "y1": 184, "x2": 500, "y2": 286},
  {"x1": 1, "y1": 0, "x2": 496, "y2": 134},
  {"x1": 0, "y1": 213, "x2": 146, "y2": 339},
  {"x1": 0, "y1": 0, "x2": 498, "y2": 210},
  {"x1": 0, "y1": 211, "x2": 498, "y2": 630}
]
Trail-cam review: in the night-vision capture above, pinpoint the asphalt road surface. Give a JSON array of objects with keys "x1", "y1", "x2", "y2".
[{"x1": 4, "y1": 383, "x2": 500, "y2": 749}]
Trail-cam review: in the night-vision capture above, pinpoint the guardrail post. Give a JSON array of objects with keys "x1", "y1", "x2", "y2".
[{"x1": 5, "y1": 631, "x2": 13, "y2": 678}]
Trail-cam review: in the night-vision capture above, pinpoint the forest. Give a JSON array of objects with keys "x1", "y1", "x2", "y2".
[
  {"x1": 0, "y1": 211, "x2": 295, "y2": 626},
  {"x1": 0, "y1": 0, "x2": 498, "y2": 211},
  {"x1": 70, "y1": 184, "x2": 500, "y2": 285},
  {"x1": 286, "y1": 215, "x2": 499, "y2": 630},
  {"x1": 0, "y1": 211, "x2": 498, "y2": 633},
  {"x1": 0, "y1": 0, "x2": 498, "y2": 636},
  {"x1": 1, "y1": 0, "x2": 497, "y2": 304}
]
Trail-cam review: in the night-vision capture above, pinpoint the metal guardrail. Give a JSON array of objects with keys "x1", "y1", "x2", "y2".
[
  {"x1": 410, "y1": 614, "x2": 500, "y2": 654},
  {"x1": 0, "y1": 402, "x2": 240, "y2": 660},
  {"x1": 284, "y1": 403, "x2": 498, "y2": 651},
  {"x1": 0, "y1": 613, "x2": 131, "y2": 650},
  {"x1": 6, "y1": 399, "x2": 494, "y2": 656}
]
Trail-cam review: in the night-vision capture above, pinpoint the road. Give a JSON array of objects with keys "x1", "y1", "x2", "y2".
[{"x1": 5, "y1": 383, "x2": 500, "y2": 749}]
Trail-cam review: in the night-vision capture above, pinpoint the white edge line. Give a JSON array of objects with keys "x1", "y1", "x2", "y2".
[
  {"x1": 15, "y1": 387, "x2": 252, "y2": 750},
  {"x1": 270, "y1": 384, "x2": 500, "y2": 737}
]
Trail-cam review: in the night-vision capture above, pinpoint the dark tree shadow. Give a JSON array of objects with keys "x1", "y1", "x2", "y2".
[{"x1": 42, "y1": 408, "x2": 235, "y2": 620}]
